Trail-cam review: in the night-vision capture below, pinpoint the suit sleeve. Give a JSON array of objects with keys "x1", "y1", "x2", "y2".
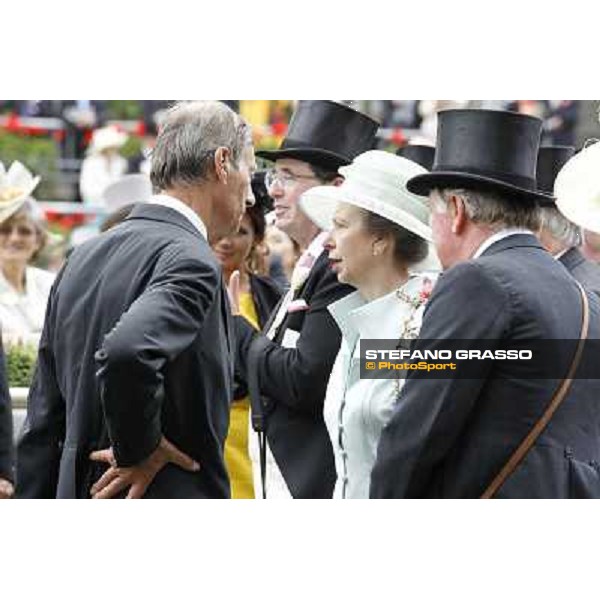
[
  {"x1": 0, "y1": 337, "x2": 14, "y2": 483},
  {"x1": 16, "y1": 276, "x2": 66, "y2": 498},
  {"x1": 95, "y1": 245, "x2": 219, "y2": 467},
  {"x1": 370, "y1": 261, "x2": 511, "y2": 498},
  {"x1": 235, "y1": 267, "x2": 348, "y2": 417}
]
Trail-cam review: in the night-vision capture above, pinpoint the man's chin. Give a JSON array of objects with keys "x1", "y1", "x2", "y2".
[{"x1": 274, "y1": 219, "x2": 293, "y2": 238}]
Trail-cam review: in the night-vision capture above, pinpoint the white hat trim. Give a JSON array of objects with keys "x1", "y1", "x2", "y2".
[
  {"x1": 554, "y1": 141, "x2": 600, "y2": 233},
  {"x1": 301, "y1": 184, "x2": 432, "y2": 242},
  {"x1": 299, "y1": 150, "x2": 432, "y2": 242}
]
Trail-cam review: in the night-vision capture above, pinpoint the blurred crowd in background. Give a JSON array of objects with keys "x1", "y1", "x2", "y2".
[
  {"x1": 0, "y1": 99, "x2": 598, "y2": 347},
  {"x1": 2, "y1": 98, "x2": 600, "y2": 502}
]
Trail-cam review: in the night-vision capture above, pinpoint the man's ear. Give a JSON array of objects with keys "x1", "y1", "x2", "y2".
[
  {"x1": 448, "y1": 193, "x2": 467, "y2": 235},
  {"x1": 332, "y1": 175, "x2": 344, "y2": 187},
  {"x1": 214, "y1": 147, "x2": 231, "y2": 183}
]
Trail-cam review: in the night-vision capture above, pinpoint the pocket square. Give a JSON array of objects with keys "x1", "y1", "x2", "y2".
[{"x1": 287, "y1": 299, "x2": 309, "y2": 313}]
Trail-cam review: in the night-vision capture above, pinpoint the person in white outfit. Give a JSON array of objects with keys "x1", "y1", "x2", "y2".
[
  {"x1": 0, "y1": 161, "x2": 55, "y2": 346},
  {"x1": 301, "y1": 150, "x2": 439, "y2": 498},
  {"x1": 79, "y1": 125, "x2": 128, "y2": 207}
]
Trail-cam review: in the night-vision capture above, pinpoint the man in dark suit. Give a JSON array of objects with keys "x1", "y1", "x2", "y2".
[
  {"x1": 0, "y1": 337, "x2": 14, "y2": 499},
  {"x1": 16, "y1": 100, "x2": 256, "y2": 499},
  {"x1": 370, "y1": 109, "x2": 600, "y2": 498},
  {"x1": 536, "y1": 146, "x2": 600, "y2": 297},
  {"x1": 234, "y1": 100, "x2": 379, "y2": 498}
]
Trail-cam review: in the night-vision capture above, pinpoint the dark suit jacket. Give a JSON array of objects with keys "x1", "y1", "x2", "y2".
[
  {"x1": 249, "y1": 274, "x2": 284, "y2": 328},
  {"x1": 232, "y1": 274, "x2": 283, "y2": 401},
  {"x1": 371, "y1": 234, "x2": 600, "y2": 498},
  {"x1": 0, "y1": 338, "x2": 14, "y2": 483},
  {"x1": 235, "y1": 251, "x2": 354, "y2": 498},
  {"x1": 16, "y1": 204, "x2": 233, "y2": 499},
  {"x1": 559, "y1": 247, "x2": 600, "y2": 298}
]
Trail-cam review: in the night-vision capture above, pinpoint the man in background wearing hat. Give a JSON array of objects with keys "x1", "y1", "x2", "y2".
[
  {"x1": 536, "y1": 146, "x2": 600, "y2": 297},
  {"x1": 17, "y1": 101, "x2": 255, "y2": 499},
  {"x1": 79, "y1": 125, "x2": 129, "y2": 207},
  {"x1": 233, "y1": 100, "x2": 379, "y2": 498},
  {"x1": 371, "y1": 109, "x2": 600, "y2": 498}
]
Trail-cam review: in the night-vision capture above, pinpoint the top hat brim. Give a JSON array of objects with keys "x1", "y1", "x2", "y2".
[
  {"x1": 407, "y1": 171, "x2": 555, "y2": 206},
  {"x1": 256, "y1": 147, "x2": 351, "y2": 171}
]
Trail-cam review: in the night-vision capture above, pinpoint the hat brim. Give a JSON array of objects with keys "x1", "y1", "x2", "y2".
[
  {"x1": 556, "y1": 196, "x2": 600, "y2": 234},
  {"x1": 0, "y1": 175, "x2": 41, "y2": 225},
  {"x1": 256, "y1": 147, "x2": 350, "y2": 171},
  {"x1": 299, "y1": 185, "x2": 433, "y2": 243},
  {"x1": 0, "y1": 198, "x2": 29, "y2": 225},
  {"x1": 554, "y1": 144, "x2": 600, "y2": 233},
  {"x1": 407, "y1": 172, "x2": 555, "y2": 206}
]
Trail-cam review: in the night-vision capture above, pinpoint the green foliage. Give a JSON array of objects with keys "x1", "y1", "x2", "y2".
[
  {"x1": 0, "y1": 131, "x2": 60, "y2": 200},
  {"x1": 5, "y1": 342, "x2": 37, "y2": 388},
  {"x1": 120, "y1": 135, "x2": 143, "y2": 158},
  {"x1": 105, "y1": 100, "x2": 143, "y2": 120}
]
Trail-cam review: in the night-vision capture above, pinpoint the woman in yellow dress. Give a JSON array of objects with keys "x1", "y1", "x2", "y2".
[{"x1": 213, "y1": 202, "x2": 282, "y2": 498}]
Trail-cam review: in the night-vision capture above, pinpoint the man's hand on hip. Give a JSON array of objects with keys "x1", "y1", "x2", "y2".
[
  {"x1": 0, "y1": 478, "x2": 14, "y2": 499},
  {"x1": 89, "y1": 436, "x2": 200, "y2": 499}
]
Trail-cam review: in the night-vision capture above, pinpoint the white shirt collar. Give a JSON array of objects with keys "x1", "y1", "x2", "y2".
[
  {"x1": 472, "y1": 228, "x2": 532, "y2": 259},
  {"x1": 148, "y1": 194, "x2": 208, "y2": 240}
]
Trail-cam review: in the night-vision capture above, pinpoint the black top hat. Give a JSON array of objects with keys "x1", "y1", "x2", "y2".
[
  {"x1": 407, "y1": 109, "x2": 554, "y2": 205},
  {"x1": 256, "y1": 100, "x2": 379, "y2": 171},
  {"x1": 396, "y1": 144, "x2": 435, "y2": 170},
  {"x1": 536, "y1": 145, "x2": 575, "y2": 197}
]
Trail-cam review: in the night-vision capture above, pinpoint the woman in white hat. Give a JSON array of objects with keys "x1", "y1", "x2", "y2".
[
  {"x1": 300, "y1": 150, "x2": 439, "y2": 499},
  {"x1": 79, "y1": 125, "x2": 128, "y2": 207},
  {"x1": 554, "y1": 140, "x2": 600, "y2": 263},
  {"x1": 0, "y1": 161, "x2": 55, "y2": 345}
]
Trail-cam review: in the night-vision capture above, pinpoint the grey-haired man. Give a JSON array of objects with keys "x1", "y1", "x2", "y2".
[{"x1": 17, "y1": 101, "x2": 256, "y2": 499}]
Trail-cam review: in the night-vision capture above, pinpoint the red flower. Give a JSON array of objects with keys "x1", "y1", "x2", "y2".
[
  {"x1": 419, "y1": 277, "x2": 434, "y2": 303},
  {"x1": 272, "y1": 122, "x2": 287, "y2": 136}
]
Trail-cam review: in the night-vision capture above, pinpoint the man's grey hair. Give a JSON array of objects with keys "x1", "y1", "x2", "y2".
[
  {"x1": 539, "y1": 206, "x2": 581, "y2": 247},
  {"x1": 150, "y1": 101, "x2": 252, "y2": 191},
  {"x1": 432, "y1": 187, "x2": 541, "y2": 232}
]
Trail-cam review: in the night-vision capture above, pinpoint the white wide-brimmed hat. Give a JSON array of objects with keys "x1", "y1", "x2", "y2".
[
  {"x1": 300, "y1": 149, "x2": 433, "y2": 242},
  {"x1": 102, "y1": 174, "x2": 153, "y2": 211},
  {"x1": 554, "y1": 141, "x2": 600, "y2": 234},
  {"x1": 88, "y1": 125, "x2": 128, "y2": 154},
  {"x1": 0, "y1": 160, "x2": 41, "y2": 224}
]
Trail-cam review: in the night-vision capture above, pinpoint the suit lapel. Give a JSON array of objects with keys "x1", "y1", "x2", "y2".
[
  {"x1": 263, "y1": 253, "x2": 325, "y2": 340},
  {"x1": 220, "y1": 282, "x2": 234, "y2": 359}
]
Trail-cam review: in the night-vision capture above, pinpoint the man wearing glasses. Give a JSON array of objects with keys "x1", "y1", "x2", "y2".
[{"x1": 233, "y1": 100, "x2": 379, "y2": 498}]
